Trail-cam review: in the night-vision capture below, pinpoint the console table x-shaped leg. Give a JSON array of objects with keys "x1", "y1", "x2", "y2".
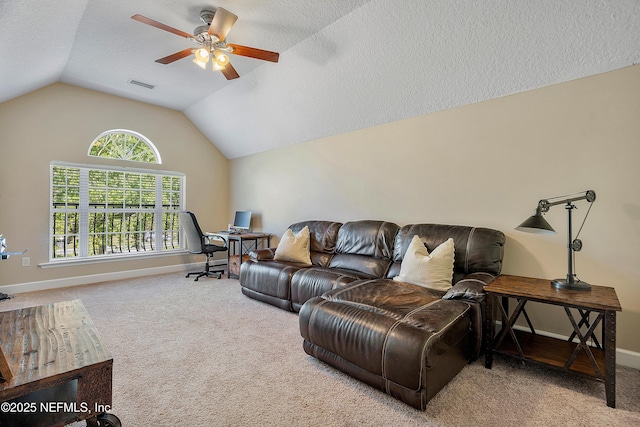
[
  {"x1": 495, "y1": 299, "x2": 606, "y2": 376},
  {"x1": 485, "y1": 275, "x2": 620, "y2": 408},
  {"x1": 493, "y1": 297, "x2": 535, "y2": 357}
]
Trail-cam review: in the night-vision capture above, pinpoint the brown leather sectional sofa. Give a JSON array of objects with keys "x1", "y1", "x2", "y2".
[{"x1": 239, "y1": 219, "x2": 505, "y2": 409}]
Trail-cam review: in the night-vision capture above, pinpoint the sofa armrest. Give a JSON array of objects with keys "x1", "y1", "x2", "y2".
[
  {"x1": 249, "y1": 248, "x2": 277, "y2": 261},
  {"x1": 442, "y1": 272, "x2": 497, "y2": 360},
  {"x1": 442, "y1": 272, "x2": 497, "y2": 303}
]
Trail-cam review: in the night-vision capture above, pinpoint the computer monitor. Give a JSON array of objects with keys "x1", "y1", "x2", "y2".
[{"x1": 233, "y1": 211, "x2": 252, "y2": 231}]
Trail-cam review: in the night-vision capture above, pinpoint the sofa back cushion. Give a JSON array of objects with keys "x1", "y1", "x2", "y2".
[
  {"x1": 388, "y1": 224, "x2": 505, "y2": 283},
  {"x1": 289, "y1": 220, "x2": 342, "y2": 267},
  {"x1": 329, "y1": 220, "x2": 399, "y2": 278}
]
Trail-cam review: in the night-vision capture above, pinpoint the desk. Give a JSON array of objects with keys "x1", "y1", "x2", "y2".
[
  {"x1": 209, "y1": 232, "x2": 271, "y2": 279},
  {"x1": 0, "y1": 299, "x2": 119, "y2": 426},
  {"x1": 484, "y1": 275, "x2": 621, "y2": 408}
]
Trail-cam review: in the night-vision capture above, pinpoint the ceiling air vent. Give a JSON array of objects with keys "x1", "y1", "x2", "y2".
[{"x1": 128, "y1": 79, "x2": 155, "y2": 90}]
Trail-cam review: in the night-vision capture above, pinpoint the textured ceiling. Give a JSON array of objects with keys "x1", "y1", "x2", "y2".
[
  {"x1": 0, "y1": 0, "x2": 371, "y2": 109},
  {"x1": 1, "y1": 0, "x2": 639, "y2": 159}
]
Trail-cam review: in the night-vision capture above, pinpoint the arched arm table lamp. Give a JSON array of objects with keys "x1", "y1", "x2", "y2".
[{"x1": 516, "y1": 190, "x2": 596, "y2": 291}]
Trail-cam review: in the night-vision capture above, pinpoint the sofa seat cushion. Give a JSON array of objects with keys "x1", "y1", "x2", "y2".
[
  {"x1": 240, "y1": 259, "x2": 312, "y2": 311},
  {"x1": 289, "y1": 267, "x2": 363, "y2": 312},
  {"x1": 300, "y1": 279, "x2": 473, "y2": 394},
  {"x1": 328, "y1": 253, "x2": 392, "y2": 278}
]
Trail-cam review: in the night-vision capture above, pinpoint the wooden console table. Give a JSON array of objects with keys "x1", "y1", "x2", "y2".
[
  {"x1": 209, "y1": 232, "x2": 271, "y2": 279},
  {"x1": 484, "y1": 275, "x2": 621, "y2": 408},
  {"x1": 0, "y1": 299, "x2": 120, "y2": 426}
]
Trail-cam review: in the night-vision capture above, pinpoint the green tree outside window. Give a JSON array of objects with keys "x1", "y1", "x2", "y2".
[{"x1": 88, "y1": 130, "x2": 161, "y2": 164}]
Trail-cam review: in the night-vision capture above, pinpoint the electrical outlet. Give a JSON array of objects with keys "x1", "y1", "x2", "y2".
[{"x1": 22, "y1": 257, "x2": 30, "y2": 267}]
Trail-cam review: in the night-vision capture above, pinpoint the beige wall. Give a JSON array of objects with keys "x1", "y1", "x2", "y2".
[
  {"x1": 230, "y1": 65, "x2": 640, "y2": 353},
  {"x1": 1, "y1": 67, "x2": 637, "y2": 354},
  {"x1": 0, "y1": 83, "x2": 230, "y2": 286}
]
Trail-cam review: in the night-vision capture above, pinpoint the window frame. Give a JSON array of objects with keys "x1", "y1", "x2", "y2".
[
  {"x1": 48, "y1": 161, "x2": 186, "y2": 264},
  {"x1": 87, "y1": 129, "x2": 162, "y2": 164}
]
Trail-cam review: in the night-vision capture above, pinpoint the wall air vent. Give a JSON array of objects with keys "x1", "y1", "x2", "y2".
[{"x1": 128, "y1": 79, "x2": 155, "y2": 90}]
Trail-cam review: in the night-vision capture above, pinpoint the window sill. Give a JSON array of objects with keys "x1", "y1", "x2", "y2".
[{"x1": 39, "y1": 250, "x2": 190, "y2": 269}]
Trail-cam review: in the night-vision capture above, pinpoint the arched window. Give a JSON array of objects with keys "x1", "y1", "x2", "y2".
[
  {"x1": 88, "y1": 129, "x2": 161, "y2": 164},
  {"x1": 48, "y1": 129, "x2": 186, "y2": 263}
]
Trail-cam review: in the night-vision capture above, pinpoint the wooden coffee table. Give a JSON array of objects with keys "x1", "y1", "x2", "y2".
[
  {"x1": 484, "y1": 275, "x2": 621, "y2": 408},
  {"x1": 0, "y1": 299, "x2": 120, "y2": 426}
]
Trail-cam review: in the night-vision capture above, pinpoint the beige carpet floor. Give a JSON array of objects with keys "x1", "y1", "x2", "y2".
[{"x1": 1, "y1": 272, "x2": 639, "y2": 426}]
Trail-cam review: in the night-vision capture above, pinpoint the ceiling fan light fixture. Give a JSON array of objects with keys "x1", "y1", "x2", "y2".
[
  {"x1": 132, "y1": 7, "x2": 279, "y2": 80},
  {"x1": 193, "y1": 47, "x2": 210, "y2": 69},
  {"x1": 195, "y1": 48, "x2": 210, "y2": 62},
  {"x1": 193, "y1": 57, "x2": 207, "y2": 69},
  {"x1": 213, "y1": 50, "x2": 229, "y2": 68}
]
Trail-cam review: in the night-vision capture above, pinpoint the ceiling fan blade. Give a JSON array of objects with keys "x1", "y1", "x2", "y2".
[
  {"x1": 155, "y1": 48, "x2": 194, "y2": 64},
  {"x1": 221, "y1": 63, "x2": 240, "y2": 80},
  {"x1": 228, "y1": 44, "x2": 279, "y2": 63},
  {"x1": 208, "y1": 7, "x2": 238, "y2": 41},
  {"x1": 131, "y1": 14, "x2": 193, "y2": 39}
]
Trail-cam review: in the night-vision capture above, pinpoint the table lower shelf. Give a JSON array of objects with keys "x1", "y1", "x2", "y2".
[
  {"x1": 495, "y1": 329, "x2": 605, "y2": 379},
  {"x1": 228, "y1": 254, "x2": 251, "y2": 278}
]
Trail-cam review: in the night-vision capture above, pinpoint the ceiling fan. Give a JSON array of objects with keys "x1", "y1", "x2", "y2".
[{"x1": 132, "y1": 7, "x2": 279, "y2": 80}]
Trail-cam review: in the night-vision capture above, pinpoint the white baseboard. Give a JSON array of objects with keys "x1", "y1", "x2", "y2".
[
  {"x1": 617, "y1": 348, "x2": 640, "y2": 370},
  {"x1": 508, "y1": 323, "x2": 640, "y2": 370},
  {"x1": 0, "y1": 260, "x2": 227, "y2": 295}
]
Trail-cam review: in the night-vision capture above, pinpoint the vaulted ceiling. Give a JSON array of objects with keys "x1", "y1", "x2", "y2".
[{"x1": 2, "y1": 1, "x2": 639, "y2": 159}]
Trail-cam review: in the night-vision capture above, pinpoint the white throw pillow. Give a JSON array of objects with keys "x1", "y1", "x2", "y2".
[
  {"x1": 274, "y1": 226, "x2": 312, "y2": 265},
  {"x1": 393, "y1": 235, "x2": 455, "y2": 291}
]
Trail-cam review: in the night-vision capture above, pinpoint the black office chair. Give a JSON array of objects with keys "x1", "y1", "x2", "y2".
[{"x1": 179, "y1": 211, "x2": 228, "y2": 281}]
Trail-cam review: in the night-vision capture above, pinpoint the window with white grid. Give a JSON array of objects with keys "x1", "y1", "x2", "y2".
[{"x1": 50, "y1": 163, "x2": 185, "y2": 260}]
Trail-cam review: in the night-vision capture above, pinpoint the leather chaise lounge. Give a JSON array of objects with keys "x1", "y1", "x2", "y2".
[{"x1": 239, "y1": 220, "x2": 505, "y2": 409}]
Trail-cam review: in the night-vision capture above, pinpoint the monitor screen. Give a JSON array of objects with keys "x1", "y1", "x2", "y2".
[{"x1": 233, "y1": 211, "x2": 252, "y2": 230}]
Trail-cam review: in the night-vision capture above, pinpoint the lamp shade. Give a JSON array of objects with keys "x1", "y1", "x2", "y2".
[
  {"x1": 213, "y1": 50, "x2": 229, "y2": 67},
  {"x1": 515, "y1": 211, "x2": 556, "y2": 234},
  {"x1": 195, "y1": 48, "x2": 210, "y2": 62}
]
